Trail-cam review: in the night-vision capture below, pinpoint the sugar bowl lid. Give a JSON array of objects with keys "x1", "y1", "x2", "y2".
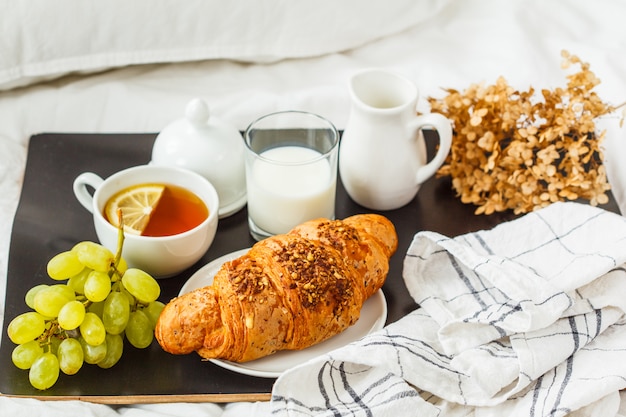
[{"x1": 151, "y1": 98, "x2": 247, "y2": 218}]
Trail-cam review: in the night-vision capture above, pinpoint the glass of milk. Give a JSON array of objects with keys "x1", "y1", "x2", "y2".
[{"x1": 244, "y1": 111, "x2": 339, "y2": 241}]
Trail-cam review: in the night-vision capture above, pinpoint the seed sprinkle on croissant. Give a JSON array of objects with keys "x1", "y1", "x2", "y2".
[
  {"x1": 229, "y1": 260, "x2": 270, "y2": 301},
  {"x1": 276, "y1": 240, "x2": 353, "y2": 314}
]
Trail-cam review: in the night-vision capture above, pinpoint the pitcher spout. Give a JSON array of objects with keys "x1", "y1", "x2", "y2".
[{"x1": 349, "y1": 68, "x2": 419, "y2": 112}]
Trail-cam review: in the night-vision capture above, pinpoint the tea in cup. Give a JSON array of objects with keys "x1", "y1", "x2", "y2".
[{"x1": 73, "y1": 165, "x2": 219, "y2": 278}]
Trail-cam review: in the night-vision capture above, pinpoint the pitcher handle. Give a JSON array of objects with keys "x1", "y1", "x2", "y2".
[
  {"x1": 73, "y1": 172, "x2": 104, "y2": 213},
  {"x1": 409, "y1": 113, "x2": 453, "y2": 185}
]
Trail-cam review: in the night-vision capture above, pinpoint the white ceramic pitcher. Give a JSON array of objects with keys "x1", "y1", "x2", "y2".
[{"x1": 339, "y1": 69, "x2": 453, "y2": 210}]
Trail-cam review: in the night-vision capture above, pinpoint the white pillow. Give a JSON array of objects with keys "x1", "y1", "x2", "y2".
[{"x1": 0, "y1": 0, "x2": 445, "y2": 91}]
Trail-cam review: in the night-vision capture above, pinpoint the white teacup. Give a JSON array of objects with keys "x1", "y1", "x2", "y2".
[{"x1": 73, "y1": 165, "x2": 219, "y2": 278}]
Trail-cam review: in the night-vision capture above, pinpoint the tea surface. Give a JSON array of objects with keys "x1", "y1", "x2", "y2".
[{"x1": 104, "y1": 184, "x2": 208, "y2": 237}]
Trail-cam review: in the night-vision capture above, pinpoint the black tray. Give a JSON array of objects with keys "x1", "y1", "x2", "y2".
[{"x1": 0, "y1": 132, "x2": 618, "y2": 403}]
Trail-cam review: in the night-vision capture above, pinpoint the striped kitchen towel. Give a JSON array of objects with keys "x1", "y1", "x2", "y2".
[{"x1": 270, "y1": 202, "x2": 626, "y2": 417}]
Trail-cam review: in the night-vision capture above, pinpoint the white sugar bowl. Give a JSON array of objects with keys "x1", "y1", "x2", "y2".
[{"x1": 151, "y1": 98, "x2": 247, "y2": 218}]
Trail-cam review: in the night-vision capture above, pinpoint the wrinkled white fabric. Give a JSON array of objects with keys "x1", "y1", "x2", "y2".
[
  {"x1": 272, "y1": 203, "x2": 626, "y2": 416},
  {"x1": 1, "y1": 1, "x2": 626, "y2": 416},
  {"x1": 0, "y1": 0, "x2": 442, "y2": 90}
]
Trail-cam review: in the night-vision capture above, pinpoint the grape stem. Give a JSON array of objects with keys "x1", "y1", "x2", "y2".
[
  {"x1": 114, "y1": 209, "x2": 125, "y2": 265},
  {"x1": 110, "y1": 209, "x2": 126, "y2": 282},
  {"x1": 38, "y1": 320, "x2": 65, "y2": 352}
]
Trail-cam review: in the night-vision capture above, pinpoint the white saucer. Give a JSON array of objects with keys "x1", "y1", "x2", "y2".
[
  {"x1": 217, "y1": 193, "x2": 247, "y2": 219},
  {"x1": 180, "y1": 249, "x2": 388, "y2": 378}
]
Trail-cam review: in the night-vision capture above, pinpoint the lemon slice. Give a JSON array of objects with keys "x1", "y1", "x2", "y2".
[{"x1": 104, "y1": 184, "x2": 166, "y2": 235}]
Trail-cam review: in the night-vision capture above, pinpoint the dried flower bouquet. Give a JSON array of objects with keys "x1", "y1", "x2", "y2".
[{"x1": 428, "y1": 50, "x2": 623, "y2": 215}]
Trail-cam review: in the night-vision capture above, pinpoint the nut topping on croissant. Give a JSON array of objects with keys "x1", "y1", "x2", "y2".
[{"x1": 155, "y1": 214, "x2": 398, "y2": 362}]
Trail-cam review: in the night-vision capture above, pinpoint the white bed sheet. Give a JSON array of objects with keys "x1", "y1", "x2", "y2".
[{"x1": 1, "y1": 1, "x2": 626, "y2": 416}]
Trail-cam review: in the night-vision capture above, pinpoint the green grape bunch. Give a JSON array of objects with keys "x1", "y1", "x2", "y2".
[{"x1": 7, "y1": 226, "x2": 165, "y2": 390}]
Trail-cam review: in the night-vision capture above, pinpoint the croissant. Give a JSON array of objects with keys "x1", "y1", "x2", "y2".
[{"x1": 155, "y1": 214, "x2": 398, "y2": 362}]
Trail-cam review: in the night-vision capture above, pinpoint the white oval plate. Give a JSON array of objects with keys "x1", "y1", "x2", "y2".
[{"x1": 179, "y1": 248, "x2": 388, "y2": 378}]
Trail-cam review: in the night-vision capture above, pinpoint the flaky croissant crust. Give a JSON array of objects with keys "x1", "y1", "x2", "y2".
[{"x1": 155, "y1": 214, "x2": 398, "y2": 362}]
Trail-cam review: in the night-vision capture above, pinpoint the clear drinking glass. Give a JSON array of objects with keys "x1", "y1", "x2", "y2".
[{"x1": 244, "y1": 111, "x2": 339, "y2": 241}]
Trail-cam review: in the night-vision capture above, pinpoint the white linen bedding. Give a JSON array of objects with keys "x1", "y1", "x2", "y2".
[{"x1": 1, "y1": 1, "x2": 626, "y2": 416}]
